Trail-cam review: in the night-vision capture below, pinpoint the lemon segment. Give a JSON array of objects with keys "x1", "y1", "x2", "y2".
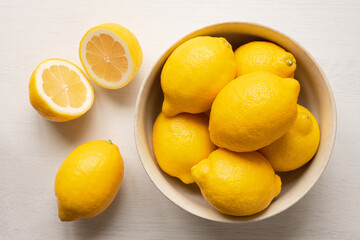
[{"x1": 29, "y1": 58, "x2": 94, "y2": 122}]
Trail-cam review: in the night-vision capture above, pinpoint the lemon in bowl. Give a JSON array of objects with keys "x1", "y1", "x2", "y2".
[{"x1": 134, "y1": 22, "x2": 336, "y2": 222}]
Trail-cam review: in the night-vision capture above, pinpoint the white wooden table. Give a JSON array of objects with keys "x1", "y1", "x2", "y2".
[{"x1": 1, "y1": 0, "x2": 359, "y2": 239}]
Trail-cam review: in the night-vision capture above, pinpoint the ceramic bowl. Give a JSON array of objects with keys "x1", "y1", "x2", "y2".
[{"x1": 134, "y1": 22, "x2": 336, "y2": 222}]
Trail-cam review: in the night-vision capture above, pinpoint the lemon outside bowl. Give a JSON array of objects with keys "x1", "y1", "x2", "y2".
[{"x1": 134, "y1": 22, "x2": 337, "y2": 223}]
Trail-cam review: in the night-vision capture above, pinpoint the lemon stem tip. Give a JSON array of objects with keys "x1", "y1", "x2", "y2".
[
  {"x1": 286, "y1": 58, "x2": 293, "y2": 66},
  {"x1": 107, "y1": 139, "x2": 113, "y2": 144}
]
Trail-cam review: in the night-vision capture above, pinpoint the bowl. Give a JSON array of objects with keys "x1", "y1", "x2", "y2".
[{"x1": 134, "y1": 22, "x2": 337, "y2": 222}]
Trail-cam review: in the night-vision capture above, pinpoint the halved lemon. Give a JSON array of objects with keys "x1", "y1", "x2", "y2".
[
  {"x1": 79, "y1": 23, "x2": 143, "y2": 89},
  {"x1": 29, "y1": 59, "x2": 94, "y2": 122}
]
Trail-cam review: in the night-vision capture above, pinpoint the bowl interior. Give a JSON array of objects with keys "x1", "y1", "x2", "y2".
[{"x1": 135, "y1": 23, "x2": 336, "y2": 222}]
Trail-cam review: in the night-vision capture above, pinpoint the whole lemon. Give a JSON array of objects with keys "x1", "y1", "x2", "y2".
[
  {"x1": 55, "y1": 140, "x2": 124, "y2": 221},
  {"x1": 259, "y1": 105, "x2": 320, "y2": 172},
  {"x1": 209, "y1": 71, "x2": 300, "y2": 152},
  {"x1": 153, "y1": 112, "x2": 216, "y2": 184},
  {"x1": 161, "y1": 36, "x2": 236, "y2": 116},
  {"x1": 234, "y1": 41, "x2": 296, "y2": 78},
  {"x1": 191, "y1": 148, "x2": 281, "y2": 216}
]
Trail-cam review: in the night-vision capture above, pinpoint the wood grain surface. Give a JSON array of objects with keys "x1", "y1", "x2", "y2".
[{"x1": 0, "y1": 0, "x2": 359, "y2": 239}]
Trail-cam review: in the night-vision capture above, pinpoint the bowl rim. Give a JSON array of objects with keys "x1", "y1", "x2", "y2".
[{"x1": 134, "y1": 22, "x2": 337, "y2": 223}]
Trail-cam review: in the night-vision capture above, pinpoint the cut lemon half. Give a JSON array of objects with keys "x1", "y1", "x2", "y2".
[
  {"x1": 79, "y1": 23, "x2": 143, "y2": 89},
  {"x1": 29, "y1": 59, "x2": 94, "y2": 122}
]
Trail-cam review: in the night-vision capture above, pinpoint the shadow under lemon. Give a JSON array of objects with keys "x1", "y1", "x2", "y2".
[{"x1": 68, "y1": 182, "x2": 127, "y2": 238}]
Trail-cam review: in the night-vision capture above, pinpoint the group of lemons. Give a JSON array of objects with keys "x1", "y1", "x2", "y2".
[
  {"x1": 153, "y1": 37, "x2": 320, "y2": 216},
  {"x1": 28, "y1": 23, "x2": 320, "y2": 220},
  {"x1": 29, "y1": 23, "x2": 143, "y2": 221}
]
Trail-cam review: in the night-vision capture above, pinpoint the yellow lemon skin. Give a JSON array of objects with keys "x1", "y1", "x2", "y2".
[
  {"x1": 161, "y1": 36, "x2": 236, "y2": 116},
  {"x1": 235, "y1": 41, "x2": 296, "y2": 78},
  {"x1": 209, "y1": 71, "x2": 300, "y2": 152},
  {"x1": 259, "y1": 105, "x2": 320, "y2": 172},
  {"x1": 29, "y1": 59, "x2": 94, "y2": 122},
  {"x1": 152, "y1": 112, "x2": 217, "y2": 184},
  {"x1": 79, "y1": 23, "x2": 143, "y2": 89},
  {"x1": 191, "y1": 148, "x2": 281, "y2": 216},
  {"x1": 55, "y1": 140, "x2": 124, "y2": 221}
]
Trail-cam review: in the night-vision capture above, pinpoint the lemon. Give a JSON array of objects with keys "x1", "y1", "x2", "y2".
[
  {"x1": 29, "y1": 58, "x2": 94, "y2": 122},
  {"x1": 55, "y1": 140, "x2": 124, "y2": 221},
  {"x1": 79, "y1": 23, "x2": 143, "y2": 89},
  {"x1": 191, "y1": 148, "x2": 281, "y2": 216},
  {"x1": 234, "y1": 41, "x2": 296, "y2": 78},
  {"x1": 161, "y1": 36, "x2": 236, "y2": 116},
  {"x1": 259, "y1": 105, "x2": 320, "y2": 172},
  {"x1": 209, "y1": 71, "x2": 300, "y2": 152},
  {"x1": 152, "y1": 112, "x2": 216, "y2": 184}
]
